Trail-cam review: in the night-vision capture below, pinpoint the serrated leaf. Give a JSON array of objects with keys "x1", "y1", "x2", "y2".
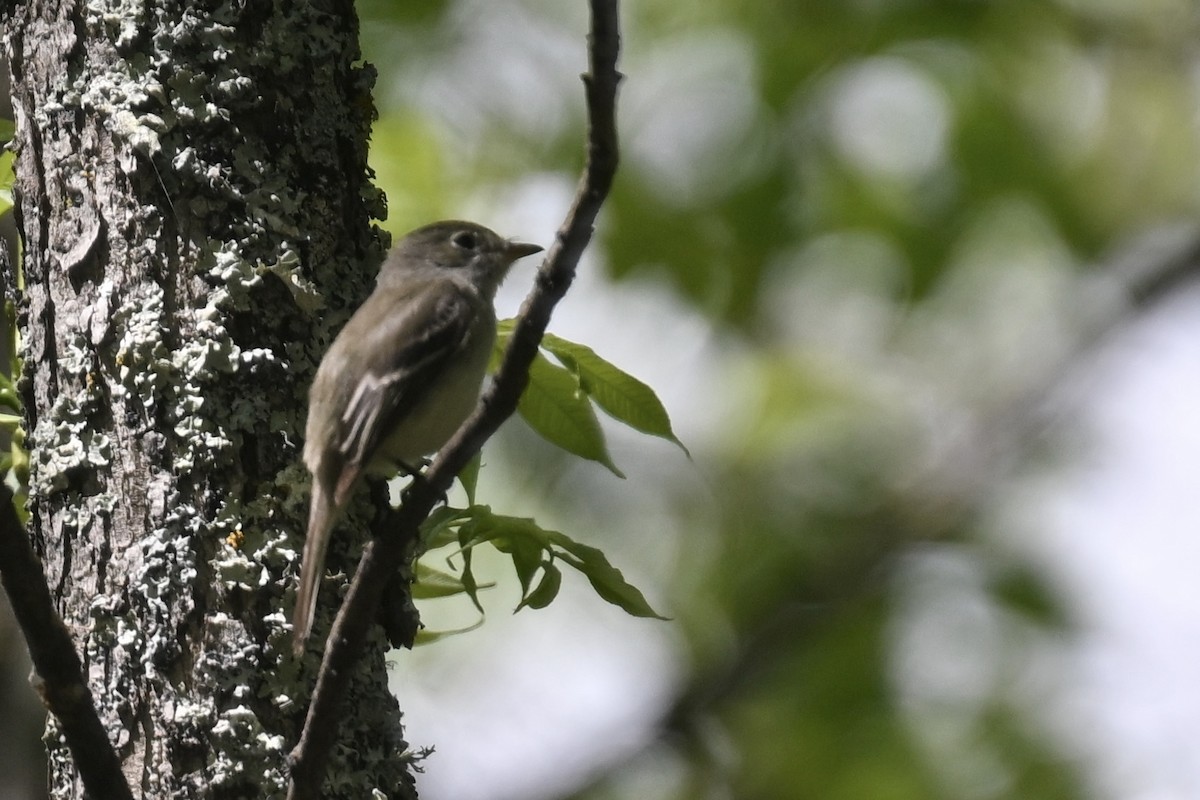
[
  {"x1": 541, "y1": 332, "x2": 689, "y2": 456},
  {"x1": 518, "y1": 352, "x2": 625, "y2": 477},
  {"x1": 548, "y1": 530, "x2": 668, "y2": 619},
  {"x1": 518, "y1": 563, "x2": 562, "y2": 611}
]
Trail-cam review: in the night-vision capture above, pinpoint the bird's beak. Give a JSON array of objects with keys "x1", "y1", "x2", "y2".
[{"x1": 505, "y1": 241, "x2": 543, "y2": 261}]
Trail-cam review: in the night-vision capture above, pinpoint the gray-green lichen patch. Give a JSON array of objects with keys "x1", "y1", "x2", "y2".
[
  {"x1": 208, "y1": 241, "x2": 319, "y2": 312},
  {"x1": 209, "y1": 701, "x2": 289, "y2": 794},
  {"x1": 212, "y1": 525, "x2": 299, "y2": 592},
  {"x1": 170, "y1": 312, "x2": 237, "y2": 472},
  {"x1": 28, "y1": 328, "x2": 112, "y2": 496},
  {"x1": 112, "y1": 282, "x2": 171, "y2": 416},
  {"x1": 101, "y1": 241, "x2": 311, "y2": 473},
  {"x1": 133, "y1": 517, "x2": 201, "y2": 655},
  {"x1": 197, "y1": 612, "x2": 294, "y2": 796},
  {"x1": 109, "y1": 109, "x2": 164, "y2": 159},
  {"x1": 166, "y1": 242, "x2": 315, "y2": 471},
  {"x1": 29, "y1": 421, "x2": 112, "y2": 496},
  {"x1": 24, "y1": 0, "x2": 404, "y2": 792},
  {"x1": 209, "y1": 465, "x2": 309, "y2": 595},
  {"x1": 56, "y1": 331, "x2": 97, "y2": 380},
  {"x1": 83, "y1": 0, "x2": 148, "y2": 50}
]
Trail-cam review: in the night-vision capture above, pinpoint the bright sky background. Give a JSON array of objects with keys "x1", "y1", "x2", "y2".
[{"x1": 1032, "y1": 287, "x2": 1200, "y2": 800}]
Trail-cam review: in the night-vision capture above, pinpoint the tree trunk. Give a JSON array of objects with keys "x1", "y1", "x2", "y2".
[{"x1": 3, "y1": 0, "x2": 416, "y2": 796}]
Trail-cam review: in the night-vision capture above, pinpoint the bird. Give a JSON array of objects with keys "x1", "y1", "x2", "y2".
[{"x1": 293, "y1": 220, "x2": 542, "y2": 653}]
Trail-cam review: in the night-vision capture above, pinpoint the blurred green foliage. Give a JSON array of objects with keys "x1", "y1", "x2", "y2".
[
  {"x1": 0, "y1": 125, "x2": 25, "y2": 511},
  {"x1": 357, "y1": 1, "x2": 1200, "y2": 798}
]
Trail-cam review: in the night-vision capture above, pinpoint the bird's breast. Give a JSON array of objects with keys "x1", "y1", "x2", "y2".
[{"x1": 369, "y1": 333, "x2": 494, "y2": 469}]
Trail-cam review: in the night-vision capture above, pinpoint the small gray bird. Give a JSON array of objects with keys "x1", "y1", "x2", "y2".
[{"x1": 293, "y1": 220, "x2": 542, "y2": 653}]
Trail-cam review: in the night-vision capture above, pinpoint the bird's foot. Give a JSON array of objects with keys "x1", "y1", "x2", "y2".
[{"x1": 399, "y1": 464, "x2": 448, "y2": 507}]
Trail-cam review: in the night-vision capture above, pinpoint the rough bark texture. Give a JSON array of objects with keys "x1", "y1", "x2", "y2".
[{"x1": 4, "y1": 0, "x2": 416, "y2": 796}]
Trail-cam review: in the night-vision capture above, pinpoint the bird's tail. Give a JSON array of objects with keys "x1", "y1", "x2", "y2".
[{"x1": 293, "y1": 480, "x2": 336, "y2": 656}]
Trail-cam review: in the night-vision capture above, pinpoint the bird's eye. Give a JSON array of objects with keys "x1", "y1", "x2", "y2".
[{"x1": 451, "y1": 231, "x2": 479, "y2": 250}]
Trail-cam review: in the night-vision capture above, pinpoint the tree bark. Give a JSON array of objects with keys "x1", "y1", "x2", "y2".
[{"x1": 3, "y1": 0, "x2": 416, "y2": 796}]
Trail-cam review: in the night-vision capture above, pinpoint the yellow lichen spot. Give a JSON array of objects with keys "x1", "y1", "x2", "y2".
[{"x1": 226, "y1": 527, "x2": 244, "y2": 549}]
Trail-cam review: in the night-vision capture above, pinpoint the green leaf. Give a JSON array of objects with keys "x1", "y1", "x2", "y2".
[
  {"x1": 548, "y1": 529, "x2": 668, "y2": 619},
  {"x1": 518, "y1": 352, "x2": 625, "y2": 477},
  {"x1": 457, "y1": 452, "x2": 481, "y2": 505},
  {"x1": 0, "y1": 389, "x2": 20, "y2": 414},
  {"x1": 541, "y1": 332, "x2": 689, "y2": 456},
  {"x1": 419, "y1": 505, "x2": 471, "y2": 550},
  {"x1": 493, "y1": 529, "x2": 545, "y2": 598},
  {"x1": 0, "y1": 119, "x2": 14, "y2": 142},
  {"x1": 0, "y1": 150, "x2": 14, "y2": 219},
  {"x1": 459, "y1": 505, "x2": 545, "y2": 547},
  {"x1": 456, "y1": 533, "x2": 485, "y2": 614},
  {"x1": 458, "y1": 506, "x2": 547, "y2": 597},
  {"x1": 414, "y1": 617, "x2": 484, "y2": 646},
  {"x1": 518, "y1": 563, "x2": 562, "y2": 611},
  {"x1": 461, "y1": 506, "x2": 667, "y2": 620},
  {"x1": 411, "y1": 561, "x2": 473, "y2": 599}
]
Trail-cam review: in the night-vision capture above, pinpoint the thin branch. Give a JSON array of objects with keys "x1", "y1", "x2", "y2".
[
  {"x1": 0, "y1": 484, "x2": 134, "y2": 800},
  {"x1": 286, "y1": 1, "x2": 623, "y2": 796}
]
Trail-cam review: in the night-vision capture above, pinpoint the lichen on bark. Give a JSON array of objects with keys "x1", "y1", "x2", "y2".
[{"x1": 4, "y1": 0, "x2": 416, "y2": 796}]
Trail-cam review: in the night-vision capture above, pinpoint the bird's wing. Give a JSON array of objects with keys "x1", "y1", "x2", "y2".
[{"x1": 336, "y1": 284, "x2": 476, "y2": 476}]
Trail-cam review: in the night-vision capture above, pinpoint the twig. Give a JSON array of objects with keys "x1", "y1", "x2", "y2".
[
  {"x1": 0, "y1": 484, "x2": 134, "y2": 800},
  {"x1": 286, "y1": 1, "x2": 623, "y2": 796}
]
